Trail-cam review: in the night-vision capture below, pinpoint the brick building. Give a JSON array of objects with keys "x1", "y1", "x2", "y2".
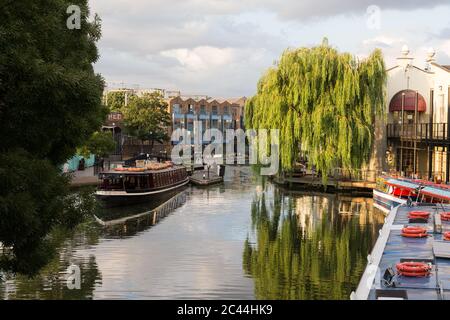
[{"x1": 102, "y1": 90, "x2": 246, "y2": 159}]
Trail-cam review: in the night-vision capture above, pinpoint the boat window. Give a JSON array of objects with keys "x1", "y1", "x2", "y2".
[
  {"x1": 139, "y1": 175, "x2": 149, "y2": 189},
  {"x1": 155, "y1": 173, "x2": 160, "y2": 187},
  {"x1": 101, "y1": 176, "x2": 123, "y2": 190},
  {"x1": 124, "y1": 176, "x2": 137, "y2": 189}
]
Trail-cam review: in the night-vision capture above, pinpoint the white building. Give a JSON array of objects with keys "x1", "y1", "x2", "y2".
[{"x1": 380, "y1": 46, "x2": 450, "y2": 182}]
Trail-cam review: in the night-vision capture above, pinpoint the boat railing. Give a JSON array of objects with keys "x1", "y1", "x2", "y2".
[{"x1": 351, "y1": 205, "x2": 399, "y2": 300}]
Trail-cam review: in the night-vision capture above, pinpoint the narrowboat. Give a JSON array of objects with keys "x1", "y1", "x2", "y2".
[{"x1": 95, "y1": 163, "x2": 189, "y2": 207}]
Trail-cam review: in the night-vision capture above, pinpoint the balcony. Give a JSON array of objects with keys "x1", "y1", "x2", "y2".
[{"x1": 387, "y1": 123, "x2": 448, "y2": 141}]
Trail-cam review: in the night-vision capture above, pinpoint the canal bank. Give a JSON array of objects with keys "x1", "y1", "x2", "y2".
[{"x1": 0, "y1": 166, "x2": 385, "y2": 299}]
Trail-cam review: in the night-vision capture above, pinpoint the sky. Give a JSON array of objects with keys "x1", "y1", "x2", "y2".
[{"x1": 90, "y1": 0, "x2": 450, "y2": 97}]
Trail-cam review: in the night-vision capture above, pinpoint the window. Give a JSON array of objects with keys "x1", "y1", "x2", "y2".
[
  {"x1": 200, "y1": 105, "x2": 206, "y2": 114},
  {"x1": 173, "y1": 119, "x2": 183, "y2": 130},
  {"x1": 223, "y1": 106, "x2": 229, "y2": 115},
  {"x1": 139, "y1": 176, "x2": 149, "y2": 189},
  {"x1": 173, "y1": 104, "x2": 181, "y2": 114},
  {"x1": 188, "y1": 104, "x2": 194, "y2": 114},
  {"x1": 212, "y1": 106, "x2": 218, "y2": 115},
  {"x1": 187, "y1": 119, "x2": 194, "y2": 132},
  {"x1": 201, "y1": 119, "x2": 207, "y2": 133}
]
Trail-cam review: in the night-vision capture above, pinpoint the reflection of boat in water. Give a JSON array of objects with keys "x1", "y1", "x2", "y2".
[
  {"x1": 95, "y1": 165, "x2": 189, "y2": 207},
  {"x1": 94, "y1": 189, "x2": 187, "y2": 237}
]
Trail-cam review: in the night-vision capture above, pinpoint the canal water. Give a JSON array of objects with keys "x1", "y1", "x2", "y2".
[{"x1": 0, "y1": 167, "x2": 384, "y2": 299}]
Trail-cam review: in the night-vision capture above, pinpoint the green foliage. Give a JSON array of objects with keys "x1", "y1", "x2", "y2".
[
  {"x1": 78, "y1": 131, "x2": 116, "y2": 158},
  {"x1": 0, "y1": 150, "x2": 97, "y2": 275},
  {"x1": 0, "y1": 0, "x2": 107, "y2": 165},
  {"x1": 106, "y1": 91, "x2": 134, "y2": 112},
  {"x1": 245, "y1": 40, "x2": 386, "y2": 182},
  {"x1": 122, "y1": 92, "x2": 172, "y2": 145},
  {"x1": 0, "y1": 0, "x2": 105, "y2": 275}
]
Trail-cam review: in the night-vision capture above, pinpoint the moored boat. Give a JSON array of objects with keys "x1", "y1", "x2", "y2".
[
  {"x1": 374, "y1": 176, "x2": 450, "y2": 214},
  {"x1": 373, "y1": 177, "x2": 420, "y2": 214},
  {"x1": 353, "y1": 185, "x2": 450, "y2": 300},
  {"x1": 95, "y1": 162, "x2": 189, "y2": 207}
]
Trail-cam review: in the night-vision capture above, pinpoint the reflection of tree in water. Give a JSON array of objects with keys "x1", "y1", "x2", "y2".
[
  {"x1": 0, "y1": 220, "x2": 102, "y2": 299},
  {"x1": 0, "y1": 187, "x2": 99, "y2": 276},
  {"x1": 243, "y1": 187, "x2": 383, "y2": 300}
]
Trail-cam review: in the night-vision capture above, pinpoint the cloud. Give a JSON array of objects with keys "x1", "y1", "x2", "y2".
[
  {"x1": 255, "y1": 0, "x2": 450, "y2": 21},
  {"x1": 436, "y1": 25, "x2": 450, "y2": 39},
  {"x1": 362, "y1": 36, "x2": 405, "y2": 48},
  {"x1": 161, "y1": 47, "x2": 234, "y2": 71},
  {"x1": 90, "y1": 0, "x2": 450, "y2": 96}
]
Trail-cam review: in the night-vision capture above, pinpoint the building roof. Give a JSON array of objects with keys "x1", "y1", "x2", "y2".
[
  {"x1": 168, "y1": 95, "x2": 246, "y2": 106},
  {"x1": 430, "y1": 62, "x2": 450, "y2": 73}
]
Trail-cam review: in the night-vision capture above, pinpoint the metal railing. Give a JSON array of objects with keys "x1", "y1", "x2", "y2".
[{"x1": 387, "y1": 123, "x2": 448, "y2": 141}]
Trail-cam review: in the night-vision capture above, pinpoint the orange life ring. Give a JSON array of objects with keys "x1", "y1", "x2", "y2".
[
  {"x1": 441, "y1": 212, "x2": 450, "y2": 221},
  {"x1": 444, "y1": 232, "x2": 450, "y2": 241},
  {"x1": 401, "y1": 226, "x2": 428, "y2": 238},
  {"x1": 128, "y1": 167, "x2": 145, "y2": 172},
  {"x1": 114, "y1": 167, "x2": 127, "y2": 171},
  {"x1": 408, "y1": 211, "x2": 430, "y2": 220},
  {"x1": 396, "y1": 261, "x2": 431, "y2": 277}
]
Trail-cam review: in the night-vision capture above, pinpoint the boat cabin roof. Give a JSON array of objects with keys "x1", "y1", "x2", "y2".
[
  {"x1": 421, "y1": 186, "x2": 450, "y2": 201},
  {"x1": 386, "y1": 178, "x2": 420, "y2": 191},
  {"x1": 99, "y1": 166, "x2": 185, "y2": 177}
]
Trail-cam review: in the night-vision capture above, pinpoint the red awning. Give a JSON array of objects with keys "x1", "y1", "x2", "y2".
[{"x1": 389, "y1": 90, "x2": 426, "y2": 112}]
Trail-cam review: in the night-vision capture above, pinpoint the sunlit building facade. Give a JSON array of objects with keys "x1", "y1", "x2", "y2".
[
  {"x1": 167, "y1": 95, "x2": 246, "y2": 146},
  {"x1": 377, "y1": 46, "x2": 450, "y2": 182}
]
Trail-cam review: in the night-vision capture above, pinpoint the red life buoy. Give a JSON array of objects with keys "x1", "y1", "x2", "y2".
[
  {"x1": 396, "y1": 261, "x2": 431, "y2": 277},
  {"x1": 441, "y1": 212, "x2": 450, "y2": 221},
  {"x1": 444, "y1": 232, "x2": 450, "y2": 241},
  {"x1": 408, "y1": 211, "x2": 430, "y2": 220},
  {"x1": 401, "y1": 226, "x2": 428, "y2": 238}
]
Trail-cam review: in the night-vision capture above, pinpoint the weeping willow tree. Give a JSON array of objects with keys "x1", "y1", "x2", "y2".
[{"x1": 245, "y1": 39, "x2": 386, "y2": 182}]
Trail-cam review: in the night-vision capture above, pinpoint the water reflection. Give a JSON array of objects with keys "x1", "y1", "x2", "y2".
[
  {"x1": 0, "y1": 167, "x2": 385, "y2": 300},
  {"x1": 243, "y1": 187, "x2": 384, "y2": 300},
  {"x1": 96, "y1": 189, "x2": 188, "y2": 238},
  {"x1": 0, "y1": 222, "x2": 102, "y2": 299}
]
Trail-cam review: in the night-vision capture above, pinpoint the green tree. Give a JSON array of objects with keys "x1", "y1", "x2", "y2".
[
  {"x1": 106, "y1": 90, "x2": 134, "y2": 112},
  {"x1": 122, "y1": 92, "x2": 172, "y2": 152},
  {"x1": 0, "y1": 0, "x2": 105, "y2": 274},
  {"x1": 78, "y1": 131, "x2": 116, "y2": 158},
  {"x1": 245, "y1": 39, "x2": 386, "y2": 183}
]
